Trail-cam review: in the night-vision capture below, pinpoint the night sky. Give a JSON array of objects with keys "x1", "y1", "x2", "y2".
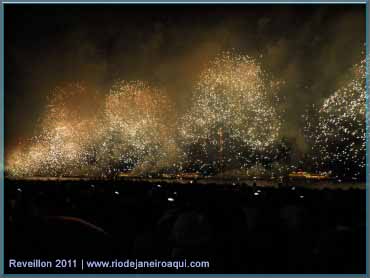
[{"x1": 5, "y1": 4, "x2": 365, "y2": 153}]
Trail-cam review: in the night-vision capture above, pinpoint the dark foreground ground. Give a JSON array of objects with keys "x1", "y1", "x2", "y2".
[{"x1": 4, "y1": 178, "x2": 366, "y2": 274}]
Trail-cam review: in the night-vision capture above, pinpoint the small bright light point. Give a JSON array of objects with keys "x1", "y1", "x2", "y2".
[
  {"x1": 168, "y1": 197, "x2": 175, "y2": 202},
  {"x1": 114, "y1": 191, "x2": 120, "y2": 195}
]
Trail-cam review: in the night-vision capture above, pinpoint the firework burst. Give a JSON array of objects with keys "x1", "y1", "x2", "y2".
[
  {"x1": 180, "y1": 51, "x2": 284, "y2": 169},
  {"x1": 6, "y1": 51, "x2": 366, "y2": 180},
  {"x1": 304, "y1": 55, "x2": 367, "y2": 179},
  {"x1": 6, "y1": 81, "x2": 179, "y2": 177},
  {"x1": 98, "y1": 80, "x2": 179, "y2": 175},
  {"x1": 7, "y1": 83, "x2": 101, "y2": 176}
]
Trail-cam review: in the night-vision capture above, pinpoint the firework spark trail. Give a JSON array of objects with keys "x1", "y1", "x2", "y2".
[
  {"x1": 180, "y1": 51, "x2": 283, "y2": 169},
  {"x1": 304, "y1": 55, "x2": 366, "y2": 179}
]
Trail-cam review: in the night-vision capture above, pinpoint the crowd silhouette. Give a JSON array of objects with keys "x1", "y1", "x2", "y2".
[{"x1": 5, "y1": 179, "x2": 365, "y2": 274}]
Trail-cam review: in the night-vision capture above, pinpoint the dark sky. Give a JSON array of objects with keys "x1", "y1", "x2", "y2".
[{"x1": 4, "y1": 4, "x2": 366, "y2": 152}]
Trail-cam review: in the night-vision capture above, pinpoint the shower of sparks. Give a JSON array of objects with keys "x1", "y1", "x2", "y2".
[
  {"x1": 97, "y1": 80, "x2": 179, "y2": 175},
  {"x1": 304, "y1": 55, "x2": 367, "y2": 179},
  {"x1": 7, "y1": 83, "x2": 102, "y2": 176},
  {"x1": 5, "y1": 51, "x2": 367, "y2": 180},
  {"x1": 6, "y1": 81, "x2": 179, "y2": 177},
  {"x1": 180, "y1": 51, "x2": 284, "y2": 170}
]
